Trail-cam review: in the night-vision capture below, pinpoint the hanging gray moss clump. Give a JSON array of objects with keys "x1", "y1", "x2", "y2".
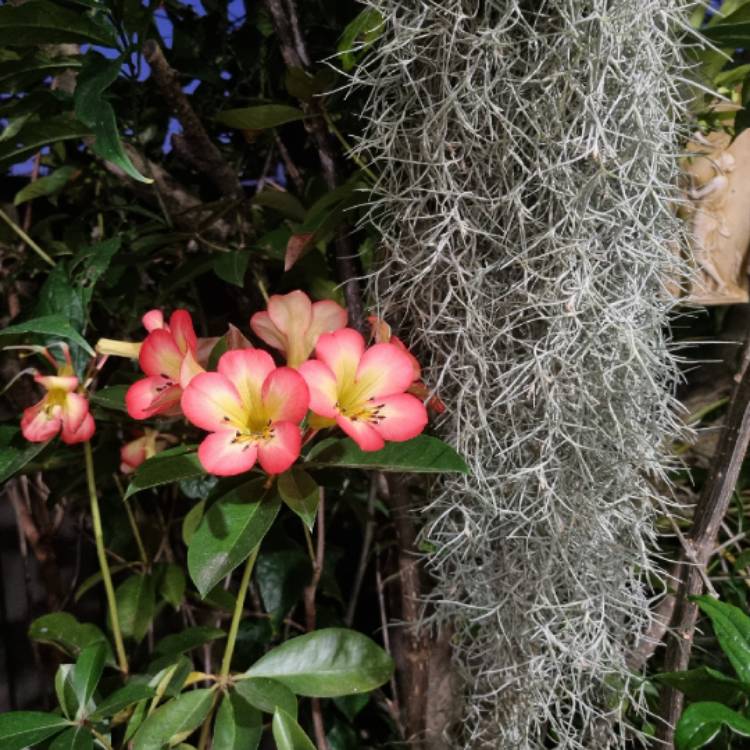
[{"x1": 352, "y1": 1, "x2": 693, "y2": 747}]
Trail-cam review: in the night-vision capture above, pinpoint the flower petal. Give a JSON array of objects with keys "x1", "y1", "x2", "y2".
[
  {"x1": 315, "y1": 328, "x2": 364, "y2": 386},
  {"x1": 62, "y1": 412, "x2": 95, "y2": 444},
  {"x1": 305, "y1": 300, "x2": 348, "y2": 353},
  {"x1": 169, "y1": 310, "x2": 197, "y2": 355},
  {"x1": 21, "y1": 401, "x2": 61, "y2": 442},
  {"x1": 261, "y1": 367, "x2": 309, "y2": 424},
  {"x1": 250, "y1": 311, "x2": 287, "y2": 352},
  {"x1": 352, "y1": 343, "x2": 416, "y2": 401},
  {"x1": 179, "y1": 349, "x2": 205, "y2": 389},
  {"x1": 62, "y1": 392, "x2": 90, "y2": 435},
  {"x1": 139, "y1": 329, "x2": 183, "y2": 379},
  {"x1": 126, "y1": 377, "x2": 182, "y2": 419},
  {"x1": 198, "y1": 431, "x2": 258, "y2": 476},
  {"x1": 267, "y1": 291, "x2": 312, "y2": 336},
  {"x1": 217, "y1": 349, "x2": 275, "y2": 415},
  {"x1": 335, "y1": 415, "x2": 384, "y2": 451},
  {"x1": 257, "y1": 421, "x2": 301, "y2": 474},
  {"x1": 181, "y1": 372, "x2": 246, "y2": 431},
  {"x1": 35, "y1": 374, "x2": 78, "y2": 392},
  {"x1": 121, "y1": 436, "x2": 148, "y2": 473},
  {"x1": 298, "y1": 360, "x2": 338, "y2": 418},
  {"x1": 142, "y1": 309, "x2": 165, "y2": 332},
  {"x1": 371, "y1": 394, "x2": 428, "y2": 442}
]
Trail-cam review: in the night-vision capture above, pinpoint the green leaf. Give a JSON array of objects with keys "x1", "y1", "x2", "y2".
[
  {"x1": 676, "y1": 701, "x2": 750, "y2": 750},
  {"x1": 215, "y1": 105, "x2": 304, "y2": 130},
  {"x1": 49, "y1": 726, "x2": 93, "y2": 750},
  {"x1": 305, "y1": 435, "x2": 469, "y2": 474},
  {"x1": 188, "y1": 478, "x2": 281, "y2": 597},
  {"x1": 0, "y1": 54, "x2": 82, "y2": 92},
  {"x1": 70, "y1": 237, "x2": 121, "y2": 309},
  {"x1": 74, "y1": 563, "x2": 130, "y2": 603},
  {"x1": 0, "y1": 434, "x2": 49, "y2": 484},
  {"x1": 278, "y1": 469, "x2": 319, "y2": 531},
  {"x1": 0, "y1": 712, "x2": 70, "y2": 750},
  {"x1": 333, "y1": 693, "x2": 369, "y2": 722},
  {"x1": 182, "y1": 500, "x2": 206, "y2": 546},
  {"x1": 132, "y1": 689, "x2": 215, "y2": 750},
  {"x1": 233, "y1": 677, "x2": 297, "y2": 718},
  {"x1": 655, "y1": 666, "x2": 746, "y2": 704},
  {"x1": 29, "y1": 613, "x2": 112, "y2": 662},
  {"x1": 245, "y1": 628, "x2": 394, "y2": 697},
  {"x1": 0, "y1": 314, "x2": 94, "y2": 356},
  {"x1": 337, "y1": 8, "x2": 384, "y2": 71},
  {"x1": 252, "y1": 190, "x2": 306, "y2": 222},
  {"x1": 0, "y1": 1, "x2": 117, "y2": 46},
  {"x1": 213, "y1": 692, "x2": 261, "y2": 750},
  {"x1": 256, "y1": 547, "x2": 310, "y2": 630},
  {"x1": 272, "y1": 708, "x2": 316, "y2": 750},
  {"x1": 154, "y1": 627, "x2": 226, "y2": 658},
  {"x1": 55, "y1": 665, "x2": 79, "y2": 720},
  {"x1": 125, "y1": 448, "x2": 204, "y2": 499},
  {"x1": 89, "y1": 385, "x2": 128, "y2": 412},
  {"x1": 115, "y1": 574, "x2": 157, "y2": 642},
  {"x1": 14, "y1": 166, "x2": 77, "y2": 206},
  {"x1": 72, "y1": 643, "x2": 107, "y2": 717},
  {"x1": 693, "y1": 595, "x2": 750, "y2": 683},
  {"x1": 159, "y1": 563, "x2": 186, "y2": 609},
  {"x1": 213, "y1": 251, "x2": 249, "y2": 287},
  {"x1": 74, "y1": 52, "x2": 151, "y2": 183},
  {"x1": 0, "y1": 117, "x2": 91, "y2": 167},
  {"x1": 89, "y1": 683, "x2": 156, "y2": 720}
]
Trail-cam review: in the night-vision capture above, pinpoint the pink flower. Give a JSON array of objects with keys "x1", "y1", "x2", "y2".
[
  {"x1": 181, "y1": 349, "x2": 310, "y2": 476},
  {"x1": 299, "y1": 328, "x2": 428, "y2": 452},
  {"x1": 20, "y1": 346, "x2": 95, "y2": 445},
  {"x1": 126, "y1": 310, "x2": 205, "y2": 420},
  {"x1": 120, "y1": 429, "x2": 169, "y2": 473},
  {"x1": 250, "y1": 291, "x2": 347, "y2": 368}
]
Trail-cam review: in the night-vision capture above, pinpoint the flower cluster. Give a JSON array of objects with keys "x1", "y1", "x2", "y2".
[{"x1": 19, "y1": 291, "x2": 433, "y2": 478}]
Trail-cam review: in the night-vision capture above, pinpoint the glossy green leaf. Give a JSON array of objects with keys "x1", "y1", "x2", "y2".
[
  {"x1": 49, "y1": 726, "x2": 93, "y2": 750},
  {"x1": 252, "y1": 190, "x2": 305, "y2": 221},
  {"x1": 55, "y1": 665, "x2": 79, "y2": 720},
  {"x1": 14, "y1": 166, "x2": 77, "y2": 205},
  {"x1": 74, "y1": 52, "x2": 151, "y2": 183},
  {"x1": 213, "y1": 692, "x2": 261, "y2": 750},
  {"x1": 278, "y1": 469, "x2": 319, "y2": 531},
  {"x1": 125, "y1": 448, "x2": 204, "y2": 499},
  {"x1": 72, "y1": 643, "x2": 107, "y2": 716},
  {"x1": 655, "y1": 666, "x2": 746, "y2": 704},
  {"x1": 213, "y1": 251, "x2": 249, "y2": 287},
  {"x1": 0, "y1": 314, "x2": 94, "y2": 356},
  {"x1": 305, "y1": 435, "x2": 469, "y2": 474},
  {"x1": 188, "y1": 478, "x2": 281, "y2": 597},
  {"x1": 154, "y1": 627, "x2": 226, "y2": 658},
  {"x1": 676, "y1": 701, "x2": 750, "y2": 750},
  {"x1": 115, "y1": 574, "x2": 157, "y2": 642},
  {"x1": 215, "y1": 105, "x2": 304, "y2": 130},
  {"x1": 29, "y1": 613, "x2": 112, "y2": 662},
  {"x1": 333, "y1": 693, "x2": 369, "y2": 723},
  {"x1": 0, "y1": 117, "x2": 91, "y2": 166},
  {"x1": 70, "y1": 237, "x2": 121, "y2": 310},
  {"x1": 0, "y1": 1, "x2": 117, "y2": 46},
  {"x1": 0, "y1": 54, "x2": 82, "y2": 91},
  {"x1": 272, "y1": 708, "x2": 316, "y2": 750},
  {"x1": 0, "y1": 434, "x2": 49, "y2": 484},
  {"x1": 246, "y1": 628, "x2": 394, "y2": 697},
  {"x1": 89, "y1": 384, "x2": 128, "y2": 412},
  {"x1": 256, "y1": 547, "x2": 310, "y2": 629},
  {"x1": 693, "y1": 595, "x2": 750, "y2": 683},
  {"x1": 0, "y1": 711, "x2": 70, "y2": 750},
  {"x1": 182, "y1": 500, "x2": 206, "y2": 546},
  {"x1": 159, "y1": 564, "x2": 186, "y2": 609},
  {"x1": 89, "y1": 683, "x2": 155, "y2": 720},
  {"x1": 233, "y1": 677, "x2": 297, "y2": 718},
  {"x1": 337, "y1": 8, "x2": 384, "y2": 71},
  {"x1": 133, "y1": 689, "x2": 215, "y2": 750}
]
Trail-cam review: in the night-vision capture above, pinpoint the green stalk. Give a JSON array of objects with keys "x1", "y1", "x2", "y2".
[
  {"x1": 84, "y1": 441, "x2": 128, "y2": 674},
  {"x1": 220, "y1": 547, "x2": 259, "y2": 678},
  {"x1": 0, "y1": 207, "x2": 56, "y2": 267}
]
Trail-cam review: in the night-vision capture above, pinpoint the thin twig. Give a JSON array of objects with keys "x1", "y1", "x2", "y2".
[
  {"x1": 345, "y1": 476, "x2": 377, "y2": 626},
  {"x1": 656, "y1": 363, "x2": 750, "y2": 746},
  {"x1": 0, "y1": 208, "x2": 55, "y2": 267}
]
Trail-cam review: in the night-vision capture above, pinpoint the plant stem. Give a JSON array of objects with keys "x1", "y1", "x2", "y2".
[
  {"x1": 0, "y1": 207, "x2": 56, "y2": 267},
  {"x1": 84, "y1": 441, "x2": 128, "y2": 674},
  {"x1": 114, "y1": 474, "x2": 148, "y2": 566},
  {"x1": 220, "y1": 547, "x2": 258, "y2": 678}
]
